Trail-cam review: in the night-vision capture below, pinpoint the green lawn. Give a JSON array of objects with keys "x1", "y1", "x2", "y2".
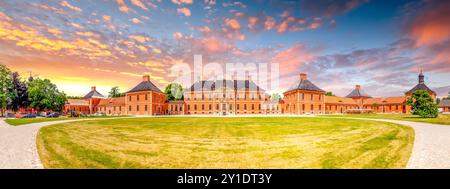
[
  {"x1": 321, "y1": 114, "x2": 450, "y2": 125},
  {"x1": 37, "y1": 117, "x2": 414, "y2": 169},
  {"x1": 5, "y1": 116, "x2": 129, "y2": 126}
]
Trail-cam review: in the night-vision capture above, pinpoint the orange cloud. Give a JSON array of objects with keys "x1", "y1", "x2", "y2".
[
  {"x1": 201, "y1": 37, "x2": 232, "y2": 53},
  {"x1": 60, "y1": 1, "x2": 82, "y2": 12},
  {"x1": 173, "y1": 32, "x2": 184, "y2": 40},
  {"x1": 177, "y1": 8, "x2": 191, "y2": 17},
  {"x1": 131, "y1": 0, "x2": 148, "y2": 10},
  {"x1": 131, "y1": 18, "x2": 143, "y2": 24},
  {"x1": 171, "y1": 0, "x2": 193, "y2": 5},
  {"x1": 47, "y1": 28, "x2": 62, "y2": 35},
  {"x1": 69, "y1": 22, "x2": 83, "y2": 29},
  {"x1": 102, "y1": 15, "x2": 111, "y2": 21},
  {"x1": 76, "y1": 31, "x2": 96, "y2": 37},
  {"x1": 225, "y1": 18, "x2": 241, "y2": 30},
  {"x1": 277, "y1": 20, "x2": 288, "y2": 33},
  {"x1": 116, "y1": 0, "x2": 131, "y2": 13},
  {"x1": 129, "y1": 35, "x2": 149, "y2": 43}
]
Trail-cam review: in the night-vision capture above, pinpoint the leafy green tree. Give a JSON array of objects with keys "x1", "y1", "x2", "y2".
[
  {"x1": 0, "y1": 64, "x2": 13, "y2": 116},
  {"x1": 270, "y1": 93, "x2": 281, "y2": 101},
  {"x1": 108, "y1": 86, "x2": 125, "y2": 97},
  {"x1": 9, "y1": 72, "x2": 28, "y2": 112},
  {"x1": 406, "y1": 90, "x2": 438, "y2": 118},
  {"x1": 165, "y1": 83, "x2": 184, "y2": 101},
  {"x1": 325, "y1": 91, "x2": 334, "y2": 96},
  {"x1": 67, "y1": 96, "x2": 82, "y2": 99},
  {"x1": 28, "y1": 78, "x2": 67, "y2": 112},
  {"x1": 436, "y1": 98, "x2": 441, "y2": 105}
]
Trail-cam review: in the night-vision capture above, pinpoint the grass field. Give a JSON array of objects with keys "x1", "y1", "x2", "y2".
[
  {"x1": 5, "y1": 116, "x2": 128, "y2": 126},
  {"x1": 322, "y1": 114, "x2": 450, "y2": 125},
  {"x1": 37, "y1": 117, "x2": 414, "y2": 169}
]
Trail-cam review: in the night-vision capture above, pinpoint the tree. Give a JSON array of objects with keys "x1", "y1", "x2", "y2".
[
  {"x1": 67, "y1": 96, "x2": 82, "y2": 99},
  {"x1": 325, "y1": 91, "x2": 334, "y2": 96},
  {"x1": 9, "y1": 72, "x2": 28, "y2": 112},
  {"x1": 436, "y1": 98, "x2": 441, "y2": 105},
  {"x1": 406, "y1": 90, "x2": 438, "y2": 118},
  {"x1": 0, "y1": 64, "x2": 13, "y2": 116},
  {"x1": 270, "y1": 93, "x2": 281, "y2": 101},
  {"x1": 108, "y1": 86, "x2": 125, "y2": 98},
  {"x1": 164, "y1": 83, "x2": 184, "y2": 101},
  {"x1": 28, "y1": 78, "x2": 67, "y2": 112}
]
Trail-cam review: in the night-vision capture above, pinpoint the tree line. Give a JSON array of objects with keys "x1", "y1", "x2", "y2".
[{"x1": 0, "y1": 64, "x2": 67, "y2": 116}]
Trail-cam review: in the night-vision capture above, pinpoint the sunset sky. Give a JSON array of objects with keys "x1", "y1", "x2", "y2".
[{"x1": 1, "y1": 0, "x2": 449, "y2": 97}]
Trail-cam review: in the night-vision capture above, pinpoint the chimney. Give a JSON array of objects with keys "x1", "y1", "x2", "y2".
[
  {"x1": 91, "y1": 86, "x2": 96, "y2": 91},
  {"x1": 143, "y1": 75, "x2": 150, "y2": 82},
  {"x1": 300, "y1": 73, "x2": 307, "y2": 80},
  {"x1": 355, "y1": 85, "x2": 361, "y2": 89}
]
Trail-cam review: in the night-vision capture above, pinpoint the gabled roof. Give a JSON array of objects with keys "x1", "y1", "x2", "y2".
[
  {"x1": 324, "y1": 96, "x2": 357, "y2": 105},
  {"x1": 346, "y1": 86, "x2": 371, "y2": 98},
  {"x1": 83, "y1": 90, "x2": 104, "y2": 99},
  {"x1": 187, "y1": 79, "x2": 264, "y2": 92},
  {"x1": 405, "y1": 83, "x2": 436, "y2": 95},
  {"x1": 362, "y1": 96, "x2": 405, "y2": 105},
  {"x1": 97, "y1": 97, "x2": 125, "y2": 107},
  {"x1": 286, "y1": 79, "x2": 325, "y2": 93},
  {"x1": 438, "y1": 99, "x2": 450, "y2": 107},
  {"x1": 66, "y1": 99, "x2": 89, "y2": 106},
  {"x1": 127, "y1": 80, "x2": 163, "y2": 93}
]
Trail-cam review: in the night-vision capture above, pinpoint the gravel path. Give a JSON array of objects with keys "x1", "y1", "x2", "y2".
[
  {"x1": 0, "y1": 118, "x2": 102, "y2": 169},
  {"x1": 349, "y1": 118, "x2": 450, "y2": 169},
  {"x1": 1, "y1": 117, "x2": 450, "y2": 169}
]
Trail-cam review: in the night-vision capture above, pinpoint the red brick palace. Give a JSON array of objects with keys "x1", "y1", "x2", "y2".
[{"x1": 64, "y1": 71, "x2": 443, "y2": 116}]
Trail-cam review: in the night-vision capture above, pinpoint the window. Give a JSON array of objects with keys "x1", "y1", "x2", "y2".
[
  {"x1": 311, "y1": 105, "x2": 314, "y2": 112},
  {"x1": 302, "y1": 93, "x2": 304, "y2": 100},
  {"x1": 251, "y1": 94, "x2": 255, "y2": 100},
  {"x1": 129, "y1": 106, "x2": 131, "y2": 111},
  {"x1": 202, "y1": 94, "x2": 205, "y2": 100},
  {"x1": 119, "y1": 106, "x2": 121, "y2": 111},
  {"x1": 202, "y1": 104, "x2": 205, "y2": 110},
  {"x1": 319, "y1": 95, "x2": 321, "y2": 101},
  {"x1": 137, "y1": 95, "x2": 140, "y2": 101},
  {"x1": 114, "y1": 107, "x2": 116, "y2": 111},
  {"x1": 311, "y1": 94, "x2": 313, "y2": 101},
  {"x1": 137, "y1": 105, "x2": 139, "y2": 111},
  {"x1": 302, "y1": 104, "x2": 305, "y2": 112},
  {"x1": 145, "y1": 105, "x2": 148, "y2": 111},
  {"x1": 187, "y1": 105, "x2": 190, "y2": 110},
  {"x1": 194, "y1": 104, "x2": 197, "y2": 110},
  {"x1": 244, "y1": 104, "x2": 247, "y2": 110},
  {"x1": 209, "y1": 104, "x2": 212, "y2": 110},
  {"x1": 251, "y1": 104, "x2": 254, "y2": 110},
  {"x1": 258, "y1": 104, "x2": 261, "y2": 110},
  {"x1": 216, "y1": 104, "x2": 219, "y2": 110},
  {"x1": 237, "y1": 104, "x2": 240, "y2": 110},
  {"x1": 145, "y1": 94, "x2": 148, "y2": 101},
  {"x1": 129, "y1": 96, "x2": 132, "y2": 101},
  {"x1": 229, "y1": 104, "x2": 232, "y2": 110}
]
